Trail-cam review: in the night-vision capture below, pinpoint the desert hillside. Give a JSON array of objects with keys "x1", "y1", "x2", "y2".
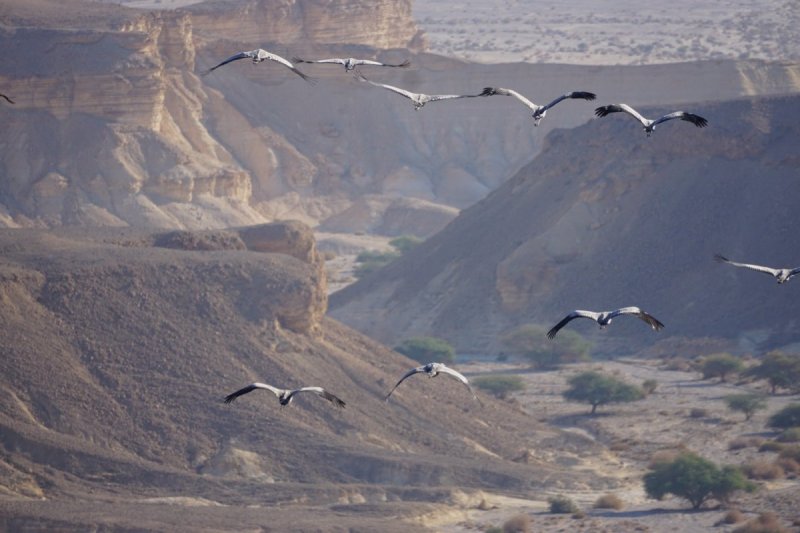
[
  {"x1": 0, "y1": 224, "x2": 615, "y2": 531},
  {"x1": 330, "y1": 93, "x2": 800, "y2": 355},
  {"x1": 2, "y1": 0, "x2": 800, "y2": 237}
]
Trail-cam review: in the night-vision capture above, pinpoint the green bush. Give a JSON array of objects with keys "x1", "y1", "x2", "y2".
[
  {"x1": 388, "y1": 235, "x2": 423, "y2": 254},
  {"x1": 563, "y1": 371, "x2": 644, "y2": 415},
  {"x1": 473, "y1": 375, "x2": 525, "y2": 399},
  {"x1": 769, "y1": 404, "x2": 800, "y2": 429},
  {"x1": 643, "y1": 452, "x2": 755, "y2": 509},
  {"x1": 724, "y1": 394, "x2": 767, "y2": 421},
  {"x1": 700, "y1": 353, "x2": 744, "y2": 382},
  {"x1": 501, "y1": 324, "x2": 591, "y2": 369},
  {"x1": 353, "y1": 249, "x2": 401, "y2": 278},
  {"x1": 394, "y1": 337, "x2": 456, "y2": 364},
  {"x1": 746, "y1": 351, "x2": 800, "y2": 394},
  {"x1": 548, "y1": 495, "x2": 579, "y2": 514}
]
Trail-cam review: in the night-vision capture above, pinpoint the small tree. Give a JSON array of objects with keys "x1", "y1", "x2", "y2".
[
  {"x1": 501, "y1": 324, "x2": 591, "y2": 369},
  {"x1": 724, "y1": 394, "x2": 767, "y2": 421},
  {"x1": 644, "y1": 452, "x2": 754, "y2": 509},
  {"x1": 473, "y1": 375, "x2": 525, "y2": 399},
  {"x1": 388, "y1": 235, "x2": 423, "y2": 254},
  {"x1": 563, "y1": 371, "x2": 644, "y2": 415},
  {"x1": 700, "y1": 353, "x2": 744, "y2": 382},
  {"x1": 394, "y1": 337, "x2": 455, "y2": 364},
  {"x1": 746, "y1": 352, "x2": 800, "y2": 395},
  {"x1": 768, "y1": 404, "x2": 800, "y2": 429}
]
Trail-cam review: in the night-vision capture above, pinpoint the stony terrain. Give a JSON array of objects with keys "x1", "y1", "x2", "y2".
[
  {"x1": 330, "y1": 93, "x2": 800, "y2": 355},
  {"x1": 414, "y1": 0, "x2": 800, "y2": 65},
  {"x1": 0, "y1": 225, "x2": 616, "y2": 531}
]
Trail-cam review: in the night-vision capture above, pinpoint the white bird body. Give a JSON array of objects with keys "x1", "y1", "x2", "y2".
[
  {"x1": 293, "y1": 56, "x2": 410, "y2": 72},
  {"x1": 480, "y1": 87, "x2": 596, "y2": 126},
  {"x1": 224, "y1": 382, "x2": 345, "y2": 408},
  {"x1": 594, "y1": 103, "x2": 707, "y2": 136},
  {"x1": 547, "y1": 307, "x2": 665, "y2": 339},
  {"x1": 715, "y1": 254, "x2": 800, "y2": 284},
  {"x1": 204, "y1": 49, "x2": 313, "y2": 83},
  {"x1": 385, "y1": 362, "x2": 477, "y2": 401},
  {"x1": 356, "y1": 71, "x2": 481, "y2": 110}
]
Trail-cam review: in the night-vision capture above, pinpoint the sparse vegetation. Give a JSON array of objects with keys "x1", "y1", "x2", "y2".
[
  {"x1": 563, "y1": 371, "x2": 644, "y2": 415},
  {"x1": 501, "y1": 324, "x2": 591, "y2": 369},
  {"x1": 643, "y1": 452, "x2": 755, "y2": 509},
  {"x1": 690, "y1": 407, "x2": 709, "y2": 419},
  {"x1": 733, "y1": 512, "x2": 790, "y2": 533},
  {"x1": 393, "y1": 337, "x2": 455, "y2": 364},
  {"x1": 745, "y1": 352, "x2": 800, "y2": 394},
  {"x1": 768, "y1": 404, "x2": 800, "y2": 429},
  {"x1": 741, "y1": 460, "x2": 784, "y2": 480},
  {"x1": 776, "y1": 427, "x2": 800, "y2": 443},
  {"x1": 352, "y1": 236, "x2": 423, "y2": 278},
  {"x1": 473, "y1": 375, "x2": 525, "y2": 399},
  {"x1": 700, "y1": 353, "x2": 744, "y2": 382},
  {"x1": 725, "y1": 394, "x2": 767, "y2": 421},
  {"x1": 548, "y1": 495, "x2": 579, "y2": 514},
  {"x1": 721, "y1": 509, "x2": 746, "y2": 525},
  {"x1": 642, "y1": 379, "x2": 658, "y2": 395},
  {"x1": 501, "y1": 514, "x2": 531, "y2": 533},
  {"x1": 593, "y1": 493, "x2": 624, "y2": 510},
  {"x1": 728, "y1": 437, "x2": 764, "y2": 451}
]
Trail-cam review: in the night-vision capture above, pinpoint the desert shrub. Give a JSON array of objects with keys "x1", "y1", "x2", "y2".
[
  {"x1": 501, "y1": 324, "x2": 591, "y2": 369},
  {"x1": 501, "y1": 514, "x2": 531, "y2": 533},
  {"x1": 778, "y1": 445, "x2": 800, "y2": 462},
  {"x1": 758, "y1": 441, "x2": 787, "y2": 453},
  {"x1": 563, "y1": 371, "x2": 644, "y2": 415},
  {"x1": 776, "y1": 456, "x2": 800, "y2": 475},
  {"x1": 648, "y1": 449, "x2": 683, "y2": 469},
  {"x1": 643, "y1": 452, "x2": 755, "y2": 509},
  {"x1": 320, "y1": 250, "x2": 337, "y2": 261},
  {"x1": 662, "y1": 357, "x2": 692, "y2": 371},
  {"x1": 642, "y1": 379, "x2": 658, "y2": 395},
  {"x1": 700, "y1": 353, "x2": 744, "y2": 382},
  {"x1": 745, "y1": 351, "x2": 800, "y2": 394},
  {"x1": 473, "y1": 375, "x2": 525, "y2": 399},
  {"x1": 394, "y1": 337, "x2": 455, "y2": 364},
  {"x1": 690, "y1": 407, "x2": 709, "y2": 419},
  {"x1": 388, "y1": 235, "x2": 423, "y2": 254},
  {"x1": 593, "y1": 493, "x2": 624, "y2": 510},
  {"x1": 733, "y1": 512, "x2": 789, "y2": 533},
  {"x1": 353, "y1": 249, "x2": 401, "y2": 278},
  {"x1": 725, "y1": 394, "x2": 767, "y2": 421},
  {"x1": 776, "y1": 427, "x2": 800, "y2": 442},
  {"x1": 548, "y1": 495, "x2": 579, "y2": 514},
  {"x1": 741, "y1": 460, "x2": 784, "y2": 480},
  {"x1": 721, "y1": 509, "x2": 746, "y2": 524},
  {"x1": 728, "y1": 437, "x2": 764, "y2": 451},
  {"x1": 769, "y1": 404, "x2": 800, "y2": 429}
]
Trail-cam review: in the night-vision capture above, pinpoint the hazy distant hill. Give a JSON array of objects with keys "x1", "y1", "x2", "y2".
[
  {"x1": 330, "y1": 94, "x2": 800, "y2": 355},
  {"x1": 0, "y1": 225, "x2": 605, "y2": 530}
]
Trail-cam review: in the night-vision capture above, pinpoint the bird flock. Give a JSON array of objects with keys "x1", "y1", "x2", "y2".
[
  {"x1": 3, "y1": 45, "x2": 791, "y2": 415},
  {"x1": 197, "y1": 46, "x2": 796, "y2": 414}
]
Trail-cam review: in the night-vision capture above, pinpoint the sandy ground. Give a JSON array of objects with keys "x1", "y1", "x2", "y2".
[
  {"x1": 436, "y1": 358, "x2": 800, "y2": 532},
  {"x1": 414, "y1": 0, "x2": 800, "y2": 65}
]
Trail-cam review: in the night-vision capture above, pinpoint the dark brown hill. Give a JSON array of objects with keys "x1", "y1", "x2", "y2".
[
  {"x1": 0, "y1": 225, "x2": 606, "y2": 531},
  {"x1": 330, "y1": 94, "x2": 800, "y2": 355}
]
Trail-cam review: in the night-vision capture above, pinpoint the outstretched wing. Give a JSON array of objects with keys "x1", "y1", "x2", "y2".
[
  {"x1": 547, "y1": 311, "x2": 600, "y2": 339},
  {"x1": 204, "y1": 51, "x2": 254, "y2": 74},
  {"x1": 480, "y1": 87, "x2": 538, "y2": 111},
  {"x1": 355, "y1": 71, "x2": 417, "y2": 101},
  {"x1": 789, "y1": 267, "x2": 800, "y2": 279},
  {"x1": 293, "y1": 387, "x2": 346, "y2": 408},
  {"x1": 653, "y1": 111, "x2": 707, "y2": 128},
  {"x1": 427, "y1": 93, "x2": 482, "y2": 102},
  {"x1": 435, "y1": 365, "x2": 478, "y2": 400},
  {"x1": 354, "y1": 59, "x2": 411, "y2": 68},
  {"x1": 715, "y1": 254, "x2": 781, "y2": 277},
  {"x1": 594, "y1": 103, "x2": 650, "y2": 127},
  {"x1": 292, "y1": 57, "x2": 346, "y2": 66},
  {"x1": 0, "y1": 93, "x2": 14, "y2": 104},
  {"x1": 385, "y1": 366, "x2": 425, "y2": 401},
  {"x1": 223, "y1": 382, "x2": 282, "y2": 403},
  {"x1": 256, "y1": 49, "x2": 314, "y2": 83},
  {"x1": 541, "y1": 91, "x2": 596, "y2": 111},
  {"x1": 609, "y1": 307, "x2": 665, "y2": 331}
]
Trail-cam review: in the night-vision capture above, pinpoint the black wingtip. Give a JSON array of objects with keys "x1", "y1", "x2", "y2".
[
  {"x1": 292, "y1": 56, "x2": 306, "y2": 64},
  {"x1": 479, "y1": 87, "x2": 496, "y2": 97},
  {"x1": 594, "y1": 106, "x2": 610, "y2": 117},
  {"x1": 223, "y1": 395, "x2": 236, "y2": 404},
  {"x1": 574, "y1": 91, "x2": 597, "y2": 101},
  {"x1": 546, "y1": 328, "x2": 558, "y2": 340},
  {"x1": 714, "y1": 253, "x2": 728, "y2": 263},
  {"x1": 397, "y1": 59, "x2": 411, "y2": 68}
]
